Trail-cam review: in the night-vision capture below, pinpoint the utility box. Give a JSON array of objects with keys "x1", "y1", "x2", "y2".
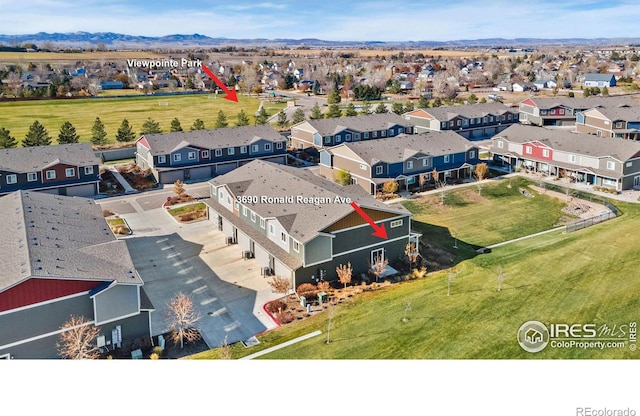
[
  {"x1": 318, "y1": 292, "x2": 327, "y2": 304},
  {"x1": 300, "y1": 296, "x2": 307, "y2": 307}
]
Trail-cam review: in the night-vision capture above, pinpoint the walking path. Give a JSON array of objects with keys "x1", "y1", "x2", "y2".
[
  {"x1": 484, "y1": 226, "x2": 566, "y2": 250},
  {"x1": 108, "y1": 166, "x2": 137, "y2": 194},
  {"x1": 240, "y1": 330, "x2": 323, "y2": 360}
]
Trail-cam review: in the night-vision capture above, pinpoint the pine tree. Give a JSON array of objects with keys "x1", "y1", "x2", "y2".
[
  {"x1": 325, "y1": 103, "x2": 343, "y2": 118},
  {"x1": 375, "y1": 102, "x2": 388, "y2": 114},
  {"x1": 255, "y1": 107, "x2": 269, "y2": 125},
  {"x1": 392, "y1": 102, "x2": 405, "y2": 115},
  {"x1": 115, "y1": 119, "x2": 136, "y2": 143},
  {"x1": 23, "y1": 121, "x2": 52, "y2": 147},
  {"x1": 327, "y1": 89, "x2": 341, "y2": 104},
  {"x1": 0, "y1": 127, "x2": 18, "y2": 148},
  {"x1": 361, "y1": 101, "x2": 373, "y2": 115},
  {"x1": 292, "y1": 108, "x2": 305, "y2": 124},
  {"x1": 276, "y1": 110, "x2": 288, "y2": 128},
  {"x1": 57, "y1": 121, "x2": 80, "y2": 144},
  {"x1": 191, "y1": 119, "x2": 205, "y2": 130},
  {"x1": 170, "y1": 117, "x2": 183, "y2": 132},
  {"x1": 417, "y1": 96, "x2": 430, "y2": 109},
  {"x1": 404, "y1": 101, "x2": 415, "y2": 113},
  {"x1": 141, "y1": 117, "x2": 162, "y2": 134},
  {"x1": 310, "y1": 102, "x2": 323, "y2": 120},
  {"x1": 214, "y1": 110, "x2": 229, "y2": 128},
  {"x1": 236, "y1": 110, "x2": 250, "y2": 127},
  {"x1": 90, "y1": 117, "x2": 108, "y2": 146},
  {"x1": 344, "y1": 102, "x2": 358, "y2": 117}
]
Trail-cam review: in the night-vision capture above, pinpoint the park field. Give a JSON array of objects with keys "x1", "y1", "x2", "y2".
[
  {"x1": 190, "y1": 179, "x2": 640, "y2": 359},
  {"x1": 0, "y1": 50, "x2": 166, "y2": 63},
  {"x1": 0, "y1": 94, "x2": 286, "y2": 145}
]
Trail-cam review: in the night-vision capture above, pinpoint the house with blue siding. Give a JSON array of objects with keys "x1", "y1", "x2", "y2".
[
  {"x1": 289, "y1": 113, "x2": 414, "y2": 151},
  {"x1": 136, "y1": 125, "x2": 288, "y2": 184},
  {"x1": 205, "y1": 160, "x2": 417, "y2": 289},
  {"x1": 319, "y1": 131, "x2": 481, "y2": 195},
  {"x1": 583, "y1": 73, "x2": 616, "y2": 88}
]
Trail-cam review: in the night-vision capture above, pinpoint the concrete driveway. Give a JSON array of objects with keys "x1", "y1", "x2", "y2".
[{"x1": 97, "y1": 187, "x2": 280, "y2": 350}]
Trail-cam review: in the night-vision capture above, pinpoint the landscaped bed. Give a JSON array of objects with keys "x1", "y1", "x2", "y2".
[
  {"x1": 167, "y1": 202, "x2": 207, "y2": 222},
  {"x1": 117, "y1": 163, "x2": 158, "y2": 191},
  {"x1": 106, "y1": 217, "x2": 131, "y2": 235},
  {"x1": 99, "y1": 169, "x2": 125, "y2": 195}
]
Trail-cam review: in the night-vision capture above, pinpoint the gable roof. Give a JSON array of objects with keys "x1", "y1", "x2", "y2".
[
  {"x1": 0, "y1": 191, "x2": 143, "y2": 294},
  {"x1": 0, "y1": 143, "x2": 98, "y2": 174},
  {"x1": 495, "y1": 124, "x2": 640, "y2": 161},
  {"x1": 209, "y1": 160, "x2": 409, "y2": 244},
  {"x1": 293, "y1": 113, "x2": 411, "y2": 136},
  {"x1": 406, "y1": 103, "x2": 516, "y2": 122},
  {"x1": 520, "y1": 96, "x2": 639, "y2": 111},
  {"x1": 583, "y1": 105, "x2": 640, "y2": 122},
  {"x1": 584, "y1": 73, "x2": 616, "y2": 81},
  {"x1": 330, "y1": 131, "x2": 475, "y2": 165},
  {"x1": 139, "y1": 125, "x2": 285, "y2": 156}
]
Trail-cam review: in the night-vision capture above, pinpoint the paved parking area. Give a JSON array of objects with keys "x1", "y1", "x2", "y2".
[{"x1": 97, "y1": 189, "x2": 280, "y2": 350}]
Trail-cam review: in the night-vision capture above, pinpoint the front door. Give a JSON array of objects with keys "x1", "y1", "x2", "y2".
[{"x1": 634, "y1": 176, "x2": 640, "y2": 189}]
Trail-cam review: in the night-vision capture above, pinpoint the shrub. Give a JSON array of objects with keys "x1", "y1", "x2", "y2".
[
  {"x1": 277, "y1": 311, "x2": 295, "y2": 324},
  {"x1": 297, "y1": 283, "x2": 318, "y2": 299},
  {"x1": 265, "y1": 300, "x2": 287, "y2": 314},
  {"x1": 112, "y1": 225, "x2": 130, "y2": 235}
]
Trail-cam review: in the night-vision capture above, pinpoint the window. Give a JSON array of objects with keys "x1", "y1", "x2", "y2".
[
  {"x1": 158, "y1": 155, "x2": 166, "y2": 164},
  {"x1": 27, "y1": 172, "x2": 37, "y2": 182},
  {"x1": 280, "y1": 232, "x2": 287, "y2": 243},
  {"x1": 444, "y1": 155, "x2": 450, "y2": 163},
  {"x1": 376, "y1": 165, "x2": 383, "y2": 175},
  {"x1": 324, "y1": 136, "x2": 331, "y2": 144},
  {"x1": 65, "y1": 168, "x2": 75, "y2": 177},
  {"x1": 406, "y1": 161, "x2": 413, "y2": 169},
  {"x1": 626, "y1": 162, "x2": 632, "y2": 168},
  {"x1": 215, "y1": 149, "x2": 223, "y2": 157},
  {"x1": 228, "y1": 148, "x2": 234, "y2": 155},
  {"x1": 423, "y1": 158, "x2": 429, "y2": 167},
  {"x1": 335, "y1": 135, "x2": 341, "y2": 143},
  {"x1": 234, "y1": 201, "x2": 239, "y2": 211},
  {"x1": 372, "y1": 131, "x2": 378, "y2": 138},
  {"x1": 251, "y1": 211, "x2": 256, "y2": 222},
  {"x1": 264, "y1": 143, "x2": 272, "y2": 151},
  {"x1": 489, "y1": 116, "x2": 494, "y2": 122},
  {"x1": 569, "y1": 154, "x2": 576, "y2": 163},
  {"x1": 211, "y1": 187, "x2": 217, "y2": 196},
  {"x1": 603, "y1": 178, "x2": 617, "y2": 186},
  {"x1": 449, "y1": 121, "x2": 454, "y2": 127},
  {"x1": 242, "y1": 206, "x2": 247, "y2": 216},
  {"x1": 241, "y1": 146, "x2": 248, "y2": 154},
  {"x1": 381, "y1": 130, "x2": 386, "y2": 137},
  {"x1": 46, "y1": 170, "x2": 56, "y2": 180},
  {"x1": 616, "y1": 121, "x2": 623, "y2": 128},
  {"x1": 355, "y1": 133, "x2": 361, "y2": 140},
  {"x1": 346, "y1": 134, "x2": 352, "y2": 141},
  {"x1": 469, "y1": 150, "x2": 476, "y2": 159},
  {"x1": 542, "y1": 149, "x2": 549, "y2": 157},
  {"x1": 462, "y1": 119, "x2": 468, "y2": 126},
  {"x1": 390, "y1": 219, "x2": 403, "y2": 228},
  {"x1": 6, "y1": 174, "x2": 17, "y2": 184},
  {"x1": 497, "y1": 140, "x2": 504, "y2": 148},
  {"x1": 607, "y1": 161, "x2": 615, "y2": 170},
  {"x1": 202, "y1": 150, "x2": 209, "y2": 159},
  {"x1": 292, "y1": 240, "x2": 300, "y2": 252},
  {"x1": 360, "y1": 164, "x2": 367, "y2": 170},
  {"x1": 269, "y1": 224, "x2": 275, "y2": 235},
  {"x1": 173, "y1": 154, "x2": 181, "y2": 162},
  {"x1": 525, "y1": 146, "x2": 532, "y2": 154},
  {"x1": 483, "y1": 117, "x2": 488, "y2": 124},
  {"x1": 260, "y1": 218, "x2": 265, "y2": 229},
  {"x1": 441, "y1": 122, "x2": 447, "y2": 129},
  {"x1": 188, "y1": 152, "x2": 196, "y2": 160},
  {"x1": 508, "y1": 114, "x2": 512, "y2": 121},
  {"x1": 363, "y1": 132, "x2": 369, "y2": 139},
  {"x1": 252, "y1": 144, "x2": 259, "y2": 153},
  {"x1": 405, "y1": 127, "x2": 412, "y2": 134},
  {"x1": 276, "y1": 142, "x2": 284, "y2": 149},
  {"x1": 84, "y1": 166, "x2": 94, "y2": 175}
]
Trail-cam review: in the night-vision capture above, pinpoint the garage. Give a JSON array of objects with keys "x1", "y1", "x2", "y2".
[
  {"x1": 188, "y1": 166, "x2": 214, "y2": 181},
  {"x1": 65, "y1": 183, "x2": 98, "y2": 197},
  {"x1": 215, "y1": 162, "x2": 238, "y2": 176},
  {"x1": 158, "y1": 169, "x2": 185, "y2": 184}
]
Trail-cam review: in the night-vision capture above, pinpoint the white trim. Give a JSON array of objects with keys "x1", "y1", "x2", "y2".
[{"x1": 0, "y1": 318, "x2": 96, "y2": 351}]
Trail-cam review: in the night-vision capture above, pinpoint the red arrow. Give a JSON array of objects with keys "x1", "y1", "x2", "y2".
[
  {"x1": 350, "y1": 202, "x2": 388, "y2": 239},
  {"x1": 201, "y1": 65, "x2": 238, "y2": 102}
]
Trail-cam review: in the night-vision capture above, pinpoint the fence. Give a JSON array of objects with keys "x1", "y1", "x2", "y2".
[
  {"x1": 540, "y1": 182, "x2": 619, "y2": 215},
  {"x1": 565, "y1": 212, "x2": 617, "y2": 233}
]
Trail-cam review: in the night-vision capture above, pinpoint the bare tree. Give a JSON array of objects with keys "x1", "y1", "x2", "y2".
[
  {"x1": 432, "y1": 167, "x2": 446, "y2": 204},
  {"x1": 173, "y1": 179, "x2": 186, "y2": 196},
  {"x1": 57, "y1": 315, "x2": 101, "y2": 359},
  {"x1": 404, "y1": 241, "x2": 419, "y2": 271},
  {"x1": 370, "y1": 256, "x2": 389, "y2": 282},
  {"x1": 497, "y1": 266, "x2": 506, "y2": 292},
  {"x1": 165, "y1": 292, "x2": 201, "y2": 349},
  {"x1": 402, "y1": 302, "x2": 412, "y2": 323},
  {"x1": 474, "y1": 162, "x2": 490, "y2": 195},
  {"x1": 219, "y1": 335, "x2": 231, "y2": 360},
  {"x1": 268, "y1": 275, "x2": 292, "y2": 299},
  {"x1": 419, "y1": 173, "x2": 427, "y2": 192},
  {"x1": 336, "y1": 262, "x2": 353, "y2": 289}
]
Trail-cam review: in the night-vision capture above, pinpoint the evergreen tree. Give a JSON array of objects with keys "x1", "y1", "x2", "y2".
[
  {"x1": 57, "y1": 121, "x2": 80, "y2": 144},
  {"x1": 432, "y1": 97, "x2": 442, "y2": 107},
  {"x1": 236, "y1": 109, "x2": 250, "y2": 127},
  {"x1": 23, "y1": 121, "x2": 52, "y2": 147},
  {"x1": 254, "y1": 107, "x2": 269, "y2": 125},
  {"x1": 141, "y1": 117, "x2": 162, "y2": 134},
  {"x1": 602, "y1": 86, "x2": 609, "y2": 96},
  {"x1": 276, "y1": 110, "x2": 288, "y2": 128},
  {"x1": 391, "y1": 102, "x2": 405, "y2": 115},
  {"x1": 214, "y1": 110, "x2": 229, "y2": 128},
  {"x1": 90, "y1": 117, "x2": 108, "y2": 146},
  {"x1": 0, "y1": 128, "x2": 18, "y2": 148},
  {"x1": 325, "y1": 103, "x2": 343, "y2": 118},
  {"x1": 115, "y1": 119, "x2": 136, "y2": 143},
  {"x1": 170, "y1": 117, "x2": 183, "y2": 132},
  {"x1": 344, "y1": 102, "x2": 358, "y2": 117},
  {"x1": 375, "y1": 102, "x2": 388, "y2": 114},
  {"x1": 417, "y1": 96, "x2": 430, "y2": 109},
  {"x1": 310, "y1": 102, "x2": 323, "y2": 119},
  {"x1": 404, "y1": 101, "x2": 415, "y2": 113},
  {"x1": 292, "y1": 108, "x2": 305, "y2": 124},
  {"x1": 312, "y1": 80, "x2": 320, "y2": 95},
  {"x1": 361, "y1": 101, "x2": 373, "y2": 115},
  {"x1": 327, "y1": 89, "x2": 341, "y2": 104},
  {"x1": 191, "y1": 119, "x2": 206, "y2": 130}
]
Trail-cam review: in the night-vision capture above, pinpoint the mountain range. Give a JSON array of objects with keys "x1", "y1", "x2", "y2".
[{"x1": 1, "y1": 32, "x2": 639, "y2": 49}]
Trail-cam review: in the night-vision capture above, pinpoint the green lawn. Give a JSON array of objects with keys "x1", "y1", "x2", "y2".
[
  {"x1": 167, "y1": 202, "x2": 206, "y2": 217},
  {"x1": 0, "y1": 94, "x2": 285, "y2": 145},
  {"x1": 190, "y1": 179, "x2": 640, "y2": 359}
]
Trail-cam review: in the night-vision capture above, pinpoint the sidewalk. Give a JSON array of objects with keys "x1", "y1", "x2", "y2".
[{"x1": 108, "y1": 166, "x2": 137, "y2": 194}]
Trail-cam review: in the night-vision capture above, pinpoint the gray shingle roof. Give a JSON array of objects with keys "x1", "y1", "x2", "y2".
[
  {"x1": 0, "y1": 143, "x2": 98, "y2": 173},
  {"x1": 209, "y1": 160, "x2": 409, "y2": 243},
  {"x1": 140, "y1": 125, "x2": 285, "y2": 156},
  {"x1": 296, "y1": 113, "x2": 411, "y2": 136},
  {"x1": 408, "y1": 103, "x2": 516, "y2": 122},
  {"x1": 0, "y1": 191, "x2": 143, "y2": 293},
  {"x1": 331, "y1": 131, "x2": 475, "y2": 164},
  {"x1": 494, "y1": 124, "x2": 640, "y2": 161},
  {"x1": 521, "y1": 96, "x2": 639, "y2": 110},
  {"x1": 584, "y1": 73, "x2": 616, "y2": 81},
  {"x1": 585, "y1": 105, "x2": 640, "y2": 122}
]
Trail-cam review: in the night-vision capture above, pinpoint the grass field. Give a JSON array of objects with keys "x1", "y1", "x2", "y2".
[
  {"x1": 190, "y1": 179, "x2": 640, "y2": 359},
  {"x1": 0, "y1": 51, "x2": 166, "y2": 63},
  {"x1": 0, "y1": 94, "x2": 285, "y2": 145}
]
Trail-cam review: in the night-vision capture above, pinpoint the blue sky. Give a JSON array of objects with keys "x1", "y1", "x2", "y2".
[{"x1": 1, "y1": 0, "x2": 639, "y2": 41}]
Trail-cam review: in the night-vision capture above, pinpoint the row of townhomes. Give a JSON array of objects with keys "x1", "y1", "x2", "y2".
[
  {"x1": 576, "y1": 102, "x2": 640, "y2": 141},
  {"x1": 403, "y1": 103, "x2": 520, "y2": 140},
  {"x1": 135, "y1": 125, "x2": 288, "y2": 184},
  {"x1": 205, "y1": 160, "x2": 418, "y2": 288},
  {"x1": 0, "y1": 143, "x2": 100, "y2": 197},
  {"x1": 518, "y1": 96, "x2": 638, "y2": 127},
  {"x1": 491, "y1": 124, "x2": 640, "y2": 191},
  {"x1": 0, "y1": 191, "x2": 152, "y2": 359},
  {"x1": 319, "y1": 131, "x2": 480, "y2": 195}
]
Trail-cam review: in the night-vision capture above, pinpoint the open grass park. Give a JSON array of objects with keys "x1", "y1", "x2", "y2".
[
  {"x1": 191, "y1": 177, "x2": 640, "y2": 359},
  {"x1": 0, "y1": 93, "x2": 286, "y2": 145}
]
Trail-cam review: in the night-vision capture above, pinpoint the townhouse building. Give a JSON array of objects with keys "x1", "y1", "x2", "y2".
[
  {"x1": 575, "y1": 104, "x2": 640, "y2": 141},
  {"x1": 519, "y1": 96, "x2": 638, "y2": 127}
]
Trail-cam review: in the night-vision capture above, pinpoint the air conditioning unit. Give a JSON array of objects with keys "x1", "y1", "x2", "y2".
[
  {"x1": 226, "y1": 236, "x2": 236, "y2": 245},
  {"x1": 262, "y1": 266, "x2": 273, "y2": 276},
  {"x1": 242, "y1": 250, "x2": 254, "y2": 260}
]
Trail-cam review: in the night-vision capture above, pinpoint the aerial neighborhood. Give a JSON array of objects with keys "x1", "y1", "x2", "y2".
[{"x1": 2, "y1": 33, "x2": 640, "y2": 360}]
